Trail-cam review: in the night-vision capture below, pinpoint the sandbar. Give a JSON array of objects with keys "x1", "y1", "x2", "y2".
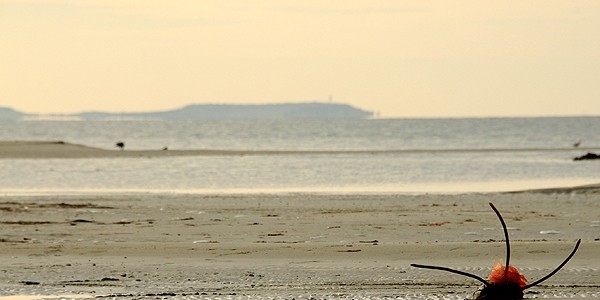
[{"x1": 2, "y1": 140, "x2": 600, "y2": 159}]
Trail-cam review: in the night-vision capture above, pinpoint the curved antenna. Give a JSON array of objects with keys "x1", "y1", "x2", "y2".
[
  {"x1": 522, "y1": 239, "x2": 581, "y2": 290},
  {"x1": 411, "y1": 263, "x2": 490, "y2": 286},
  {"x1": 489, "y1": 202, "x2": 510, "y2": 275}
]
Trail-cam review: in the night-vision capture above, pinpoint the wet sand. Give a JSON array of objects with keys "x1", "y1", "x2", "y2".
[{"x1": 0, "y1": 192, "x2": 598, "y2": 300}]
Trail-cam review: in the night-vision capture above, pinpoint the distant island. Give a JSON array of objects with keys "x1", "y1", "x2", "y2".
[
  {"x1": 0, "y1": 107, "x2": 24, "y2": 120},
  {"x1": 0, "y1": 103, "x2": 373, "y2": 121}
]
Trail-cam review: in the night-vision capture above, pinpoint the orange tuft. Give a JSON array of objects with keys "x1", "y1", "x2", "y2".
[{"x1": 488, "y1": 262, "x2": 528, "y2": 288}]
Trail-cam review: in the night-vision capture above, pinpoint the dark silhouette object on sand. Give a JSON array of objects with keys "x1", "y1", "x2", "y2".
[
  {"x1": 411, "y1": 202, "x2": 581, "y2": 300},
  {"x1": 115, "y1": 142, "x2": 125, "y2": 150},
  {"x1": 574, "y1": 152, "x2": 600, "y2": 161}
]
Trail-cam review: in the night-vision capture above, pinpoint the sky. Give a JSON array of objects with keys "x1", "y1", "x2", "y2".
[{"x1": 1, "y1": 1, "x2": 599, "y2": 118}]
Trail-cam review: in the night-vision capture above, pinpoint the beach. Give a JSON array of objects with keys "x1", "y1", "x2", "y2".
[
  {"x1": 0, "y1": 141, "x2": 599, "y2": 299},
  {"x1": 0, "y1": 192, "x2": 598, "y2": 300}
]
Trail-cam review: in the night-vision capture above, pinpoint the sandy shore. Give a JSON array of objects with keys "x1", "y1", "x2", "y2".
[
  {"x1": 0, "y1": 192, "x2": 598, "y2": 300},
  {"x1": 0, "y1": 140, "x2": 598, "y2": 299}
]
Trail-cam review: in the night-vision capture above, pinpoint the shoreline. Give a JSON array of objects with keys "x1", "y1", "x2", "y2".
[
  {"x1": 0, "y1": 192, "x2": 598, "y2": 299},
  {"x1": 1, "y1": 178, "x2": 600, "y2": 197}
]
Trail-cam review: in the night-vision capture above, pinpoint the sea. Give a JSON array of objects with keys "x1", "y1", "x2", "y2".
[{"x1": 1, "y1": 117, "x2": 599, "y2": 195}]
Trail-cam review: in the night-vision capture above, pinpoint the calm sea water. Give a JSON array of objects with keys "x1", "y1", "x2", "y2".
[{"x1": 1, "y1": 117, "x2": 599, "y2": 194}]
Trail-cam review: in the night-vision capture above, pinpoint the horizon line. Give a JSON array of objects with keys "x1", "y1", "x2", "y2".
[{"x1": 3, "y1": 102, "x2": 600, "y2": 119}]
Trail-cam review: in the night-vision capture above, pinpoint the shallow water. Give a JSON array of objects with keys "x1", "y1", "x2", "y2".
[
  {"x1": 0, "y1": 151, "x2": 598, "y2": 195},
  {"x1": 2, "y1": 117, "x2": 600, "y2": 194}
]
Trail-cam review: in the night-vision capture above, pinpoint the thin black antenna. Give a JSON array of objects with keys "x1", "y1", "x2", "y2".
[
  {"x1": 410, "y1": 264, "x2": 490, "y2": 286},
  {"x1": 522, "y1": 239, "x2": 581, "y2": 290},
  {"x1": 489, "y1": 202, "x2": 510, "y2": 275}
]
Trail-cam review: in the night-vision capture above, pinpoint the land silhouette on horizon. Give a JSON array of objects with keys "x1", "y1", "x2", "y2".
[{"x1": 0, "y1": 102, "x2": 373, "y2": 120}]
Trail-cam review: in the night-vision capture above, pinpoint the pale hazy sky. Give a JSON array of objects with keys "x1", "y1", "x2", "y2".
[{"x1": 2, "y1": 1, "x2": 599, "y2": 117}]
